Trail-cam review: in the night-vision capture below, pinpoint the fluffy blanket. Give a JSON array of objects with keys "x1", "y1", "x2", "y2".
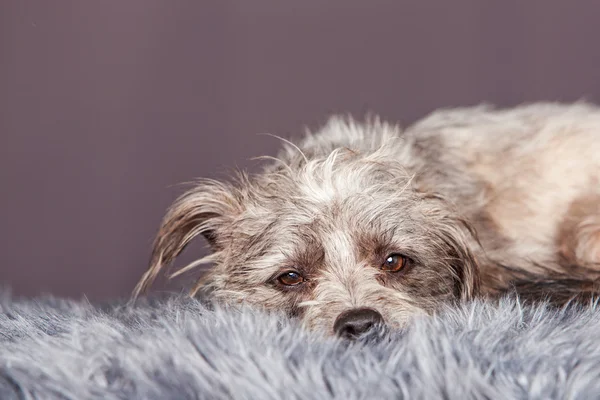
[{"x1": 0, "y1": 294, "x2": 599, "y2": 400}]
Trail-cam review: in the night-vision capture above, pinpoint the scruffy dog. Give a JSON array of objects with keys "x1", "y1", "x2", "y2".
[{"x1": 134, "y1": 102, "x2": 600, "y2": 339}]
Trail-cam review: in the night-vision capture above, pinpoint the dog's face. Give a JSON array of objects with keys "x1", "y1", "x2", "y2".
[{"x1": 135, "y1": 119, "x2": 480, "y2": 337}]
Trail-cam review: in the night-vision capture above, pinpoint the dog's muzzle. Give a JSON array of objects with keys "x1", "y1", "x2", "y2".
[{"x1": 333, "y1": 307, "x2": 384, "y2": 339}]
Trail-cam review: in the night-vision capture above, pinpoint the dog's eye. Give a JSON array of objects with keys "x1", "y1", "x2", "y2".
[
  {"x1": 381, "y1": 253, "x2": 407, "y2": 272},
  {"x1": 277, "y1": 271, "x2": 305, "y2": 286}
]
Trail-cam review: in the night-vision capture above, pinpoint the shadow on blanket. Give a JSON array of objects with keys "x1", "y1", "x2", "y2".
[{"x1": 0, "y1": 293, "x2": 599, "y2": 399}]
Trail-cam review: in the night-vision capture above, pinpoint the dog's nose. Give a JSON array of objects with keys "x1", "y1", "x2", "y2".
[{"x1": 333, "y1": 308, "x2": 384, "y2": 339}]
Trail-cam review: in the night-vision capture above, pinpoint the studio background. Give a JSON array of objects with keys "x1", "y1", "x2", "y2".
[{"x1": 2, "y1": 0, "x2": 600, "y2": 300}]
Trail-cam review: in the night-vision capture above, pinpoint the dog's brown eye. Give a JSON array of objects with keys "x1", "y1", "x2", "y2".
[
  {"x1": 277, "y1": 271, "x2": 305, "y2": 286},
  {"x1": 381, "y1": 253, "x2": 407, "y2": 272}
]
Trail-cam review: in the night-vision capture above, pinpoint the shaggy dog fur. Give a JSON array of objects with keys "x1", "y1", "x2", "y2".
[
  {"x1": 134, "y1": 102, "x2": 600, "y2": 337},
  {"x1": 2, "y1": 295, "x2": 600, "y2": 399}
]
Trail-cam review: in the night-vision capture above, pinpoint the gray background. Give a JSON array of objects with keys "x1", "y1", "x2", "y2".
[{"x1": 2, "y1": 0, "x2": 600, "y2": 300}]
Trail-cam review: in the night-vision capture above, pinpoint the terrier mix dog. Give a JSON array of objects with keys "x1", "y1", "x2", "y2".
[{"x1": 134, "y1": 103, "x2": 600, "y2": 338}]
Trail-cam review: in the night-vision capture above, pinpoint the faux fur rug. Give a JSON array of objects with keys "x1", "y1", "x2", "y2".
[{"x1": 1, "y1": 294, "x2": 599, "y2": 399}]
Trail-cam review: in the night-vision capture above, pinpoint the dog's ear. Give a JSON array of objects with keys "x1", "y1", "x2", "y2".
[
  {"x1": 423, "y1": 194, "x2": 482, "y2": 301},
  {"x1": 132, "y1": 180, "x2": 243, "y2": 299},
  {"x1": 439, "y1": 218, "x2": 482, "y2": 301}
]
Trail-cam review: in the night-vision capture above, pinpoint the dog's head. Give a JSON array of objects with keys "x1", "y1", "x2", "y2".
[{"x1": 134, "y1": 117, "x2": 481, "y2": 338}]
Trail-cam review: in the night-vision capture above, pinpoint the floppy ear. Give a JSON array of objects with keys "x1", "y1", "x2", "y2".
[
  {"x1": 444, "y1": 219, "x2": 482, "y2": 301},
  {"x1": 422, "y1": 194, "x2": 482, "y2": 301},
  {"x1": 132, "y1": 180, "x2": 242, "y2": 299}
]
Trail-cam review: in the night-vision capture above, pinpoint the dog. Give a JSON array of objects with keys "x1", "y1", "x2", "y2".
[{"x1": 133, "y1": 102, "x2": 600, "y2": 339}]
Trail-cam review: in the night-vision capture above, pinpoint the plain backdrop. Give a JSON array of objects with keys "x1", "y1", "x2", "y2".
[{"x1": 2, "y1": 0, "x2": 600, "y2": 300}]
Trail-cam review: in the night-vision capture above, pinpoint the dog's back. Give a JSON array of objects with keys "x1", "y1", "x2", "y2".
[{"x1": 406, "y1": 103, "x2": 600, "y2": 283}]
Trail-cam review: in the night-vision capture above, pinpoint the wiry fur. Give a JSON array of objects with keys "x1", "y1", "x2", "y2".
[{"x1": 134, "y1": 102, "x2": 600, "y2": 334}]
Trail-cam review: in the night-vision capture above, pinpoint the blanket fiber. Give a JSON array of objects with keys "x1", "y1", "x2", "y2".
[{"x1": 1, "y1": 294, "x2": 599, "y2": 400}]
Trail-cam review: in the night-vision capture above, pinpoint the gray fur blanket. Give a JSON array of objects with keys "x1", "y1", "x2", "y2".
[{"x1": 1, "y1": 294, "x2": 599, "y2": 400}]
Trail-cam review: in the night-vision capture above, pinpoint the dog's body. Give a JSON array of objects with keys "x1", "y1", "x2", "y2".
[{"x1": 135, "y1": 102, "x2": 600, "y2": 337}]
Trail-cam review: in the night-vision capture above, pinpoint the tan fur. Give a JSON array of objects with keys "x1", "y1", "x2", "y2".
[
  {"x1": 133, "y1": 102, "x2": 600, "y2": 335},
  {"x1": 558, "y1": 193, "x2": 600, "y2": 266},
  {"x1": 408, "y1": 103, "x2": 600, "y2": 275}
]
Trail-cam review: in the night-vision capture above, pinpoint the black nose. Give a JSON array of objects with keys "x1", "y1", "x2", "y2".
[{"x1": 333, "y1": 308, "x2": 384, "y2": 339}]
